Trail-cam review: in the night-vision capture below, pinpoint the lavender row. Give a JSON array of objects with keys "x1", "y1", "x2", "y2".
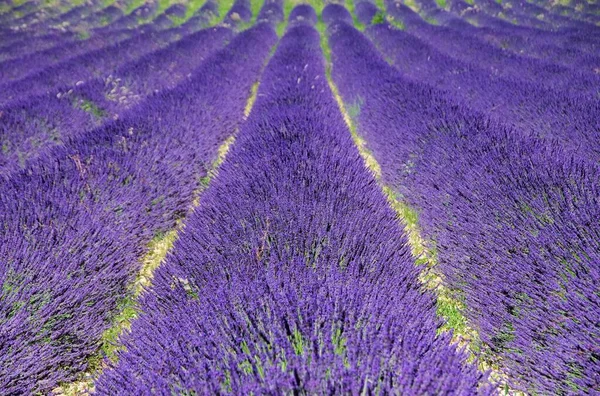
[
  {"x1": 257, "y1": 0, "x2": 284, "y2": 25},
  {"x1": 89, "y1": 4, "x2": 156, "y2": 33},
  {"x1": 0, "y1": 8, "x2": 232, "y2": 176},
  {"x1": 179, "y1": 0, "x2": 220, "y2": 30},
  {"x1": 0, "y1": 3, "x2": 150, "y2": 62},
  {"x1": 470, "y1": 0, "x2": 588, "y2": 30},
  {"x1": 472, "y1": 0, "x2": 550, "y2": 28},
  {"x1": 0, "y1": 24, "x2": 276, "y2": 394},
  {"x1": 548, "y1": 4, "x2": 600, "y2": 25},
  {"x1": 329, "y1": 20, "x2": 600, "y2": 394},
  {"x1": 462, "y1": 11, "x2": 600, "y2": 71},
  {"x1": 355, "y1": 1, "x2": 378, "y2": 25},
  {"x1": 363, "y1": 22, "x2": 600, "y2": 163},
  {"x1": 38, "y1": 3, "x2": 98, "y2": 29},
  {"x1": 57, "y1": 4, "x2": 123, "y2": 30},
  {"x1": 502, "y1": 0, "x2": 600, "y2": 30},
  {"x1": 0, "y1": 4, "x2": 128, "y2": 59},
  {"x1": 13, "y1": 1, "x2": 153, "y2": 39},
  {"x1": 469, "y1": 0, "x2": 600, "y2": 40},
  {"x1": 0, "y1": 27, "x2": 142, "y2": 84},
  {"x1": 5, "y1": 3, "x2": 121, "y2": 34},
  {"x1": 423, "y1": 3, "x2": 600, "y2": 74},
  {"x1": 100, "y1": 2, "x2": 220, "y2": 37},
  {"x1": 536, "y1": 0, "x2": 600, "y2": 25},
  {"x1": 0, "y1": 31, "x2": 77, "y2": 63},
  {"x1": 0, "y1": 26, "x2": 232, "y2": 177},
  {"x1": 0, "y1": 1, "x2": 227, "y2": 84},
  {"x1": 226, "y1": 0, "x2": 253, "y2": 26},
  {"x1": 95, "y1": 2, "x2": 209, "y2": 35},
  {"x1": 18, "y1": 2, "x2": 102, "y2": 33},
  {"x1": 423, "y1": 0, "x2": 600, "y2": 60},
  {"x1": 451, "y1": 0, "x2": 600, "y2": 55},
  {"x1": 96, "y1": 18, "x2": 489, "y2": 394},
  {"x1": 152, "y1": 6, "x2": 185, "y2": 31},
  {"x1": 467, "y1": 0, "x2": 551, "y2": 29},
  {"x1": 45, "y1": 4, "x2": 144, "y2": 33},
  {"x1": 383, "y1": 1, "x2": 600, "y2": 98},
  {"x1": 0, "y1": 0, "x2": 45, "y2": 27},
  {"x1": 288, "y1": 3, "x2": 317, "y2": 25},
  {"x1": 0, "y1": 26, "x2": 188, "y2": 107},
  {"x1": 322, "y1": 3, "x2": 354, "y2": 24},
  {"x1": 388, "y1": 0, "x2": 600, "y2": 56}
]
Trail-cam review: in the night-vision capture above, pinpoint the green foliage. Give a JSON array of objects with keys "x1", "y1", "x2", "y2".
[
  {"x1": 371, "y1": 11, "x2": 386, "y2": 25},
  {"x1": 250, "y1": 0, "x2": 264, "y2": 20},
  {"x1": 308, "y1": 0, "x2": 325, "y2": 14},
  {"x1": 491, "y1": 321, "x2": 515, "y2": 350},
  {"x1": 2, "y1": 141, "x2": 10, "y2": 154},
  {"x1": 2, "y1": 268, "x2": 22, "y2": 296},
  {"x1": 316, "y1": 21, "x2": 331, "y2": 76},
  {"x1": 215, "y1": 0, "x2": 235, "y2": 23},
  {"x1": 124, "y1": 0, "x2": 145, "y2": 14},
  {"x1": 276, "y1": 20, "x2": 286, "y2": 37},
  {"x1": 169, "y1": 15, "x2": 186, "y2": 25},
  {"x1": 436, "y1": 294, "x2": 468, "y2": 335},
  {"x1": 332, "y1": 327, "x2": 347, "y2": 356},
  {"x1": 238, "y1": 0, "x2": 265, "y2": 30},
  {"x1": 389, "y1": 17, "x2": 405, "y2": 30},
  {"x1": 291, "y1": 327, "x2": 305, "y2": 355},
  {"x1": 345, "y1": 0, "x2": 365, "y2": 30},
  {"x1": 424, "y1": 15, "x2": 438, "y2": 25},
  {"x1": 185, "y1": 0, "x2": 207, "y2": 19},
  {"x1": 156, "y1": 0, "x2": 170, "y2": 14},
  {"x1": 0, "y1": 3, "x2": 11, "y2": 13},
  {"x1": 76, "y1": 30, "x2": 91, "y2": 40},
  {"x1": 75, "y1": 98, "x2": 105, "y2": 119}
]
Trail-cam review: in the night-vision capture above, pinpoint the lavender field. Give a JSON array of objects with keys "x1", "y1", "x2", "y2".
[{"x1": 0, "y1": 0, "x2": 598, "y2": 394}]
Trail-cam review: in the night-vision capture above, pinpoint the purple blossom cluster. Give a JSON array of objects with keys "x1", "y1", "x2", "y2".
[
  {"x1": 0, "y1": 24, "x2": 276, "y2": 393},
  {"x1": 95, "y1": 15, "x2": 490, "y2": 395},
  {"x1": 328, "y1": 19, "x2": 600, "y2": 394}
]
